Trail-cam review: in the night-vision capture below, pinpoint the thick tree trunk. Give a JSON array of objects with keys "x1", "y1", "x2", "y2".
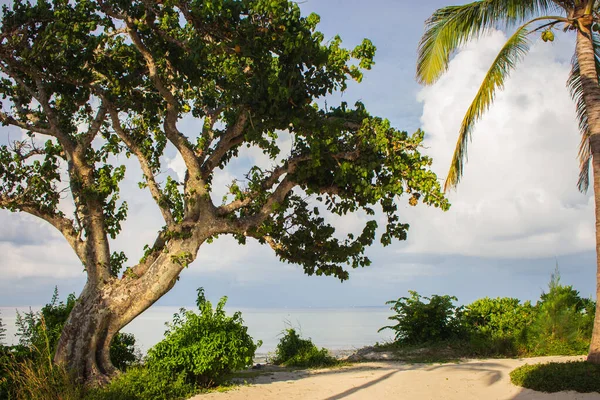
[
  {"x1": 54, "y1": 282, "x2": 121, "y2": 384},
  {"x1": 54, "y1": 233, "x2": 206, "y2": 383},
  {"x1": 574, "y1": 16, "x2": 600, "y2": 364}
]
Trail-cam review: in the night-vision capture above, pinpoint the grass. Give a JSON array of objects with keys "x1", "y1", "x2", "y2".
[{"x1": 510, "y1": 361, "x2": 600, "y2": 393}]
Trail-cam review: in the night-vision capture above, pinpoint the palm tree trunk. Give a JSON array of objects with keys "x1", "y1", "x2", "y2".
[{"x1": 574, "y1": 17, "x2": 600, "y2": 364}]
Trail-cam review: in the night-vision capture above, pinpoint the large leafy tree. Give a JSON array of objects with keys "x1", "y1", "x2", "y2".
[
  {"x1": 416, "y1": 0, "x2": 600, "y2": 362},
  {"x1": 0, "y1": 0, "x2": 448, "y2": 383}
]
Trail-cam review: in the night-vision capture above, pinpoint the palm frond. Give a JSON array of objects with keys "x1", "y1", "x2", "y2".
[
  {"x1": 445, "y1": 24, "x2": 531, "y2": 191},
  {"x1": 567, "y1": 32, "x2": 600, "y2": 193},
  {"x1": 417, "y1": 0, "x2": 560, "y2": 85}
]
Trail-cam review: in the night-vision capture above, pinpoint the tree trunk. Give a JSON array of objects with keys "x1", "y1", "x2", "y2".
[
  {"x1": 54, "y1": 233, "x2": 205, "y2": 383},
  {"x1": 589, "y1": 135, "x2": 600, "y2": 363},
  {"x1": 574, "y1": 16, "x2": 600, "y2": 364},
  {"x1": 54, "y1": 282, "x2": 122, "y2": 384}
]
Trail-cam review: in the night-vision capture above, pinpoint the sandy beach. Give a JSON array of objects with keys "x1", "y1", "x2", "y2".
[{"x1": 191, "y1": 356, "x2": 600, "y2": 400}]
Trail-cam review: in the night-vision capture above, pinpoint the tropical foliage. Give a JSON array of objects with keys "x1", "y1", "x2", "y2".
[
  {"x1": 378, "y1": 291, "x2": 463, "y2": 344},
  {"x1": 417, "y1": 0, "x2": 597, "y2": 190},
  {"x1": 381, "y1": 269, "x2": 596, "y2": 357}
]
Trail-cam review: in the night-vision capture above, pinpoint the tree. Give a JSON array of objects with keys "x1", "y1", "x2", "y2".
[
  {"x1": 0, "y1": 0, "x2": 448, "y2": 383},
  {"x1": 417, "y1": 0, "x2": 600, "y2": 362}
]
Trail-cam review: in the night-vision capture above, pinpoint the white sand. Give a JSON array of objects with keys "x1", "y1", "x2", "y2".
[{"x1": 191, "y1": 356, "x2": 600, "y2": 400}]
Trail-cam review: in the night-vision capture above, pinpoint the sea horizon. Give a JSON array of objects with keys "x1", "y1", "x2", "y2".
[{"x1": 0, "y1": 305, "x2": 395, "y2": 355}]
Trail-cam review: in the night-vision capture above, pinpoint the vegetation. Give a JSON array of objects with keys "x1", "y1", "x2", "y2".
[
  {"x1": 460, "y1": 296, "x2": 534, "y2": 356},
  {"x1": 145, "y1": 288, "x2": 261, "y2": 388},
  {"x1": 1, "y1": 288, "x2": 259, "y2": 399},
  {"x1": 0, "y1": 289, "x2": 140, "y2": 399},
  {"x1": 272, "y1": 328, "x2": 338, "y2": 368},
  {"x1": 85, "y1": 366, "x2": 198, "y2": 400},
  {"x1": 417, "y1": 0, "x2": 600, "y2": 363},
  {"x1": 3, "y1": 318, "x2": 86, "y2": 400},
  {"x1": 0, "y1": 0, "x2": 448, "y2": 382},
  {"x1": 380, "y1": 269, "x2": 596, "y2": 359},
  {"x1": 378, "y1": 291, "x2": 462, "y2": 344},
  {"x1": 510, "y1": 361, "x2": 600, "y2": 393}
]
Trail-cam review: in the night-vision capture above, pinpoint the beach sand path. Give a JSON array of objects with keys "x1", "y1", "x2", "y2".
[{"x1": 190, "y1": 356, "x2": 600, "y2": 400}]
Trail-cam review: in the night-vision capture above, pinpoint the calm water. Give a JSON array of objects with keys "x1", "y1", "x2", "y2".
[{"x1": 0, "y1": 306, "x2": 394, "y2": 356}]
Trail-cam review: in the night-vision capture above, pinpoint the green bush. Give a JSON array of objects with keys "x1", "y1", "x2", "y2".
[
  {"x1": 85, "y1": 366, "x2": 196, "y2": 400},
  {"x1": 145, "y1": 288, "x2": 260, "y2": 388},
  {"x1": 460, "y1": 297, "x2": 535, "y2": 356},
  {"x1": 527, "y1": 269, "x2": 595, "y2": 356},
  {"x1": 510, "y1": 361, "x2": 600, "y2": 393},
  {"x1": 379, "y1": 291, "x2": 463, "y2": 345},
  {"x1": 272, "y1": 328, "x2": 338, "y2": 368},
  {"x1": 380, "y1": 268, "x2": 596, "y2": 359}
]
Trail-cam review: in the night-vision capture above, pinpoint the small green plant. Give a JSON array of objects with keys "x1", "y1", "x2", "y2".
[
  {"x1": 272, "y1": 328, "x2": 338, "y2": 368},
  {"x1": 379, "y1": 291, "x2": 463, "y2": 345},
  {"x1": 510, "y1": 361, "x2": 600, "y2": 393},
  {"x1": 145, "y1": 288, "x2": 260, "y2": 388}
]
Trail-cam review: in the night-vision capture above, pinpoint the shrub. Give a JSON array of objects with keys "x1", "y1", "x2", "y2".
[
  {"x1": 379, "y1": 291, "x2": 462, "y2": 345},
  {"x1": 460, "y1": 297, "x2": 535, "y2": 356},
  {"x1": 85, "y1": 366, "x2": 196, "y2": 400},
  {"x1": 145, "y1": 288, "x2": 260, "y2": 388},
  {"x1": 527, "y1": 269, "x2": 595, "y2": 356},
  {"x1": 272, "y1": 328, "x2": 337, "y2": 368},
  {"x1": 110, "y1": 333, "x2": 142, "y2": 371},
  {"x1": 510, "y1": 361, "x2": 600, "y2": 393}
]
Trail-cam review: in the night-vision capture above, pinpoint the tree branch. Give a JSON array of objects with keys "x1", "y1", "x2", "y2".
[
  {"x1": 122, "y1": 14, "x2": 207, "y2": 208},
  {"x1": 106, "y1": 105, "x2": 176, "y2": 226},
  {"x1": 0, "y1": 197, "x2": 84, "y2": 259},
  {"x1": 238, "y1": 175, "x2": 296, "y2": 231},
  {"x1": 0, "y1": 111, "x2": 55, "y2": 136},
  {"x1": 79, "y1": 102, "x2": 107, "y2": 148},
  {"x1": 202, "y1": 110, "x2": 248, "y2": 175},
  {"x1": 0, "y1": 60, "x2": 75, "y2": 155}
]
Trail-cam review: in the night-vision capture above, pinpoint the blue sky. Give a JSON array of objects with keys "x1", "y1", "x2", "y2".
[{"x1": 0, "y1": 0, "x2": 596, "y2": 311}]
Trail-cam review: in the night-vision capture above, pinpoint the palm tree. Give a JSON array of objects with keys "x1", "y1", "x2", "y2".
[{"x1": 416, "y1": 0, "x2": 600, "y2": 362}]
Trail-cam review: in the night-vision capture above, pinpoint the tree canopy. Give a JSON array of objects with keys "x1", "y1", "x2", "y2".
[{"x1": 0, "y1": 0, "x2": 448, "y2": 282}]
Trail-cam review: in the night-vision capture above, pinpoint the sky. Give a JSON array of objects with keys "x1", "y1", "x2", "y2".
[{"x1": 0, "y1": 0, "x2": 597, "y2": 313}]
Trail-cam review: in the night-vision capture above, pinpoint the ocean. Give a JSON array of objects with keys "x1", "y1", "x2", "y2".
[{"x1": 0, "y1": 306, "x2": 395, "y2": 357}]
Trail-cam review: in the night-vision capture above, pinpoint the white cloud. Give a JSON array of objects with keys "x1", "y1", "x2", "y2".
[
  {"x1": 166, "y1": 152, "x2": 187, "y2": 182},
  {"x1": 0, "y1": 239, "x2": 81, "y2": 279},
  {"x1": 399, "y1": 30, "x2": 594, "y2": 258}
]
